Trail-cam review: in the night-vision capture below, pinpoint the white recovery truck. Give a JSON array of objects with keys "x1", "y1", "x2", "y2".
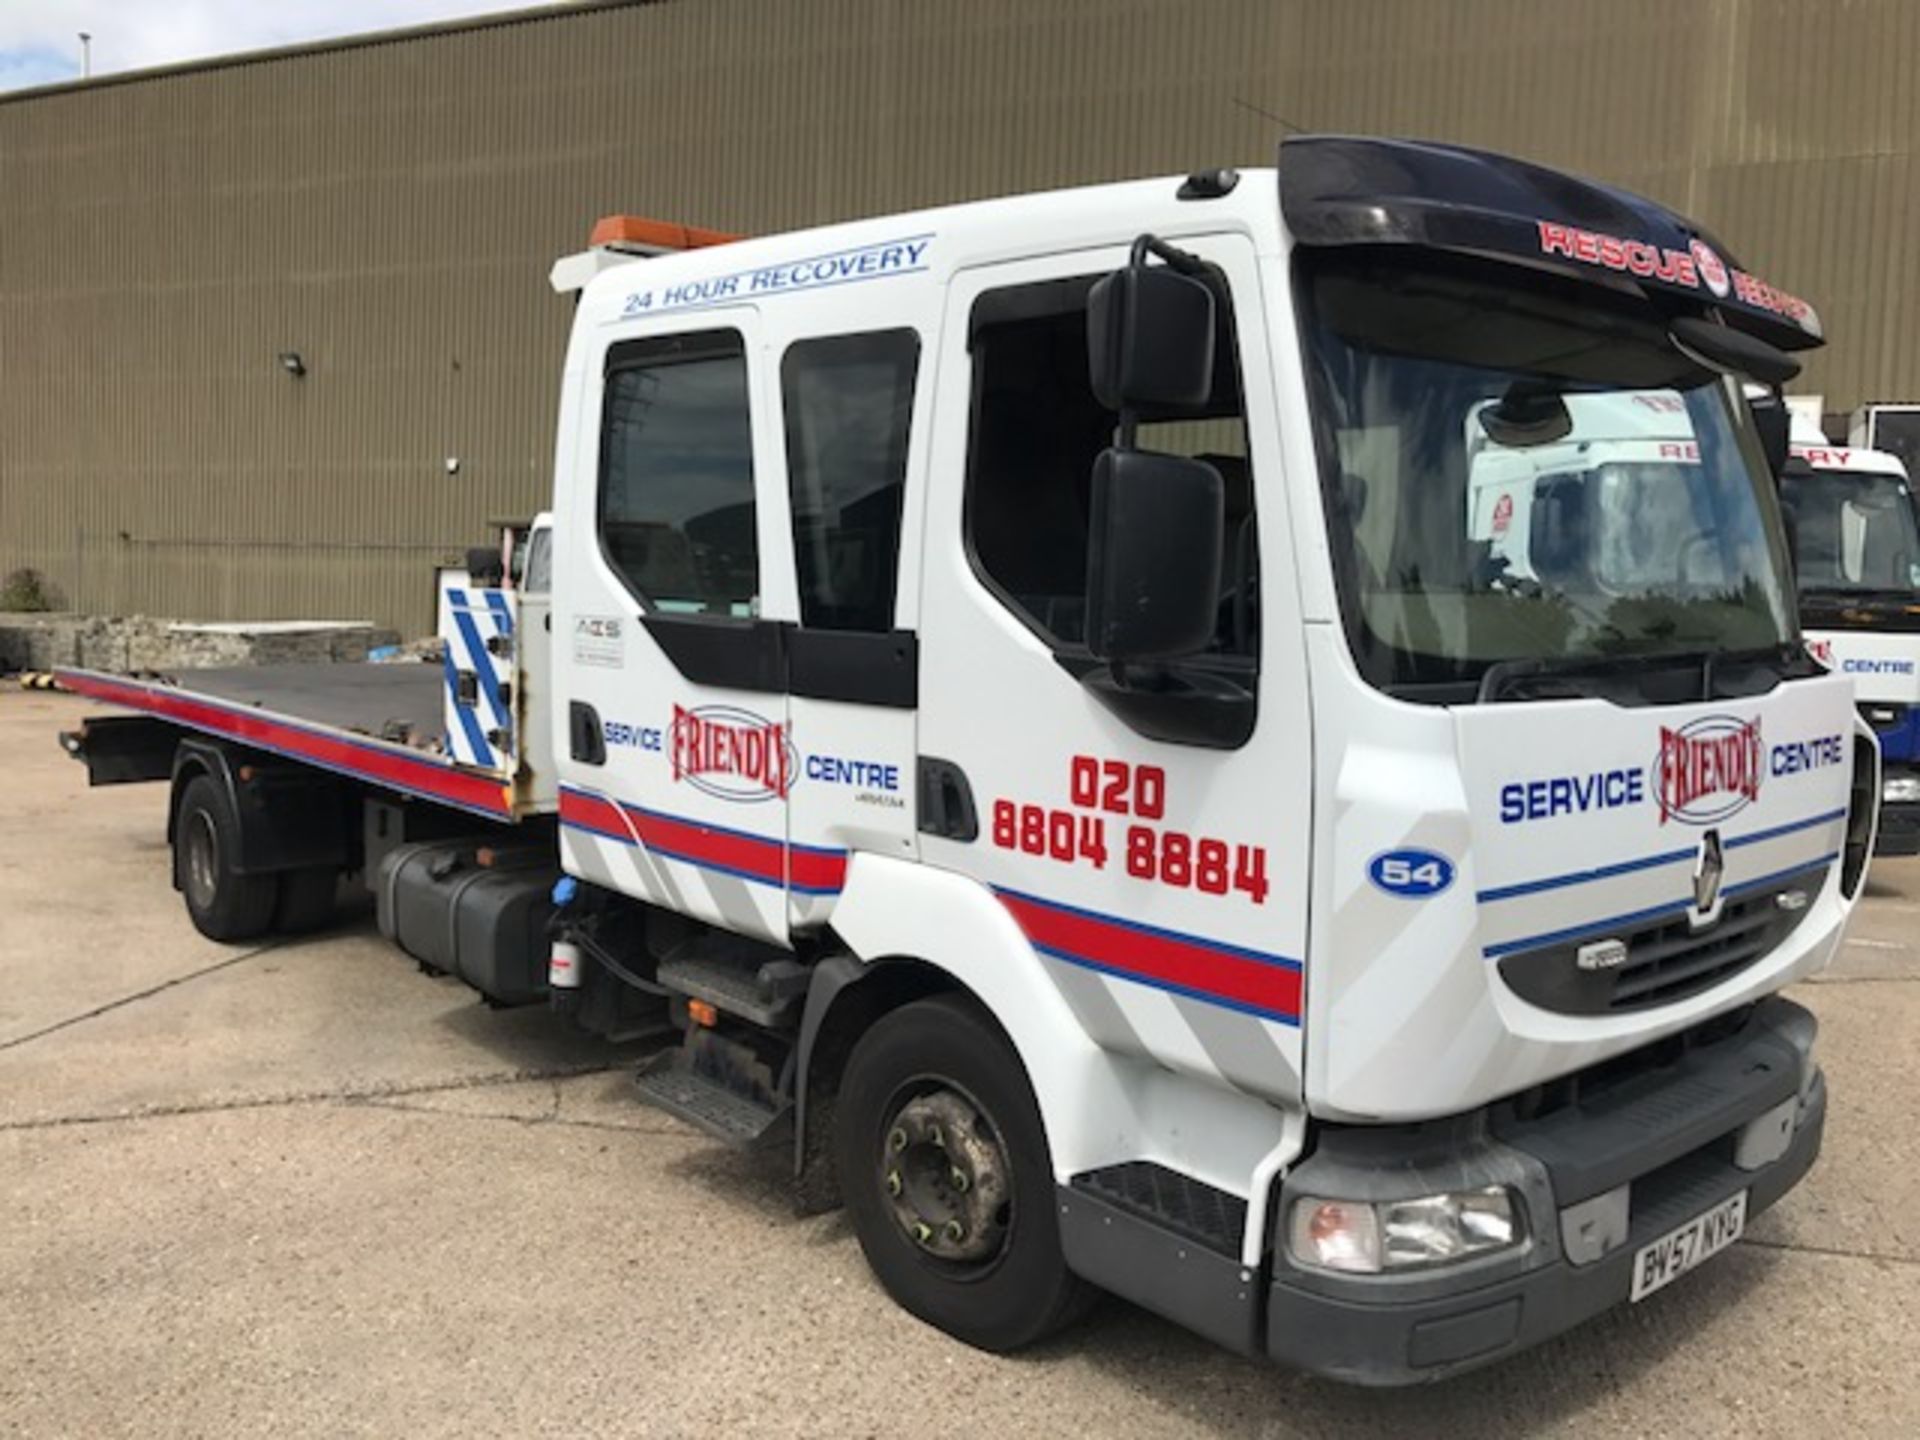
[
  {"x1": 56, "y1": 138, "x2": 1875, "y2": 1385},
  {"x1": 1778, "y1": 426, "x2": 1920, "y2": 853}
]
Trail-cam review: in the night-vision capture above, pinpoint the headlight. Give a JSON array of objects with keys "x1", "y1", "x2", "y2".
[
  {"x1": 1288, "y1": 1187, "x2": 1520, "y2": 1273},
  {"x1": 1883, "y1": 774, "x2": 1920, "y2": 805}
]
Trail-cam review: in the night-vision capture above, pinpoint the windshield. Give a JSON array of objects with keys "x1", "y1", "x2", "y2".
[
  {"x1": 1298, "y1": 250, "x2": 1798, "y2": 700},
  {"x1": 1779, "y1": 469, "x2": 1920, "y2": 595}
]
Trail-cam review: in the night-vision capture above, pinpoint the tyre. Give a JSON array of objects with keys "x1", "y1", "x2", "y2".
[
  {"x1": 834, "y1": 993, "x2": 1093, "y2": 1351},
  {"x1": 174, "y1": 773, "x2": 279, "y2": 941},
  {"x1": 273, "y1": 866, "x2": 340, "y2": 934}
]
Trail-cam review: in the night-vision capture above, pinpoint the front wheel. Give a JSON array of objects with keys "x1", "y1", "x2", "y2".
[{"x1": 834, "y1": 994, "x2": 1093, "y2": 1351}]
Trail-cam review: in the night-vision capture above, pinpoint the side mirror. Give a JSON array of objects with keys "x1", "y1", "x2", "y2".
[
  {"x1": 465, "y1": 545, "x2": 506, "y2": 585},
  {"x1": 1088, "y1": 262, "x2": 1216, "y2": 412},
  {"x1": 1085, "y1": 449, "x2": 1224, "y2": 662}
]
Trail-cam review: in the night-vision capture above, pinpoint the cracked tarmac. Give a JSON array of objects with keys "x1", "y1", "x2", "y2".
[{"x1": 2, "y1": 689, "x2": 1917, "y2": 1437}]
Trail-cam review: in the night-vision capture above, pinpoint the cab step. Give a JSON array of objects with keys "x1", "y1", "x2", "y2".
[
  {"x1": 1069, "y1": 1160, "x2": 1248, "y2": 1256},
  {"x1": 657, "y1": 942, "x2": 810, "y2": 1027},
  {"x1": 633, "y1": 1055, "x2": 792, "y2": 1147}
]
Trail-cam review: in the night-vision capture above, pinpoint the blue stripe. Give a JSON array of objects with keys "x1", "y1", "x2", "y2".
[
  {"x1": 1480, "y1": 807, "x2": 1849, "y2": 903},
  {"x1": 1723, "y1": 852, "x2": 1838, "y2": 899},
  {"x1": 482, "y1": 587, "x2": 515, "y2": 636},
  {"x1": 1478, "y1": 845, "x2": 1694, "y2": 903},
  {"x1": 1725, "y1": 808, "x2": 1847, "y2": 849},
  {"x1": 441, "y1": 650, "x2": 494, "y2": 767},
  {"x1": 446, "y1": 595, "x2": 512, "y2": 733},
  {"x1": 1483, "y1": 851, "x2": 1837, "y2": 959},
  {"x1": 992, "y1": 884, "x2": 1302, "y2": 972},
  {"x1": 1483, "y1": 896, "x2": 1693, "y2": 959},
  {"x1": 1034, "y1": 944, "x2": 1302, "y2": 1027}
]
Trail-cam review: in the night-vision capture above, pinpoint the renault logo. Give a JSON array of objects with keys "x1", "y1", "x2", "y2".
[{"x1": 1692, "y1": 828, "x2": 1726, "y2": 924}]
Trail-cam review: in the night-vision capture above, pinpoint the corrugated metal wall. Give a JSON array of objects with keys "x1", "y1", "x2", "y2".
[{"x1": 4, "y1": 0, "x2": 1917, "y2": 633}]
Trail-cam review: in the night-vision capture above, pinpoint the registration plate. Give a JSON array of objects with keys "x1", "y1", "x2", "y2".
[{"x1": 1629, "y1": 1191, "x2": 1747, "y2": 1303}]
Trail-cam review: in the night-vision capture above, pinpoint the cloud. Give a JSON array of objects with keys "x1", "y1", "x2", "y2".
[
  {"x1": 0, "y1": 42, "x2": 73, "y2": 90},
  {"x1": 0, "y1": 1, "x2": 556, "y2": 91}
]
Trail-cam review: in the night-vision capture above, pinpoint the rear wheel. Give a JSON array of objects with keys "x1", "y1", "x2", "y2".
[
  {"x1": 175, "y1": 773, "x2": 278, "y2": 941},
  {"x1": 834, "y1": 994, "x2": 1092, "y2": 1351}
]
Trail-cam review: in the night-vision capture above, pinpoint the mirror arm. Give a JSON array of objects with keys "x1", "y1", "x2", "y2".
[{"x1": 1130, "y1": 234, "x2": 1206, "y2": 275}]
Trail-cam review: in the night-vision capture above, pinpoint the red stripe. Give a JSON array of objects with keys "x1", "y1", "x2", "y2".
[
  {"x1": 61, "y1": 670, "x2": 512, "y2": 817},
  {"x1": 998, "y1": 892, "x2": 1301, "y2": 1021},
  {"x1": 559, "y1": 788, "x2": 847, "y2": 894},
  {"x1": 789, "y1": 847, "x2": 850, "y2": 893},
  {"x1": 558, "y1": 789, "x2": 630, "y2": 839},
  {"x1": 633, "y1": 808, "x2": 785, "y2": 883}
]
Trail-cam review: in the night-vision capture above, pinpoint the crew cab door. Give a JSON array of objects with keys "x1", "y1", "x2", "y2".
[
  {"x1": 776, "y1": 329, "x2": 926, "y2": 929},
  {"x1": 915, "y1": 234, "x2": 1314, "y2": 1103},
  {"x1": 553, "y1": 310, "x2": 797, "y2": 946}
]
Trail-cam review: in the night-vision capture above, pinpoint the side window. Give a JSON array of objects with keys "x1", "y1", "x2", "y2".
[
  {"x1": 964, "y1": 276, "x2": 1258, "y2": 660},
  {"x1": 782, "y1": 330, "x2": 919, "y2": 631},
  {"x1": 599, "y1": 330, "x2": 757, "y2": 617}
]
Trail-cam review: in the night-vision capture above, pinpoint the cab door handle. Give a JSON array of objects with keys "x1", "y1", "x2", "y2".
[
  {"x1": 569, "y1": 701, "x2": 606, "y2": 765},
  {"x1": 917, "y1": 757, "x2": 977, "y2": 841}
]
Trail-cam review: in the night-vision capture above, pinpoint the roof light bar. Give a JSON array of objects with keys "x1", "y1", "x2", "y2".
[{"x1": 588, "y1": 215, "x2": 742, "y2": 254}]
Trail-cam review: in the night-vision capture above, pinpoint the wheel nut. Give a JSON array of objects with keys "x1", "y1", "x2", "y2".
[
  {"x1": 950, "y1": 1167, "x2": 970, "y2": 1193},
  {"x1": 889, "y1": 1127, "x2": 908, "y2": 1153},
  {"x1": 944, "y1": 1219, "x2": 965, "y2": 1243},
  {"x1": 912, "y1": 1221, "x2": 933, "y2": 1245},
  {"x1": 886, "y1": 1170, "x2": 902, "y2": 1197}
]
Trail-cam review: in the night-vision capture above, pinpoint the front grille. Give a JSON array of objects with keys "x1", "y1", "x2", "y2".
[{"x1": 1498, "y1": 864, "x2": 1825, "y2": 1016}]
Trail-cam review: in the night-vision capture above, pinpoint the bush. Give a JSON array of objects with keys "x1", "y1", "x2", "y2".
[{"x1": 0, "y1": 568, "x2": 60, "y2": 612}]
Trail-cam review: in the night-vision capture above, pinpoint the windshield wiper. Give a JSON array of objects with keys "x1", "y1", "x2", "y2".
[
  {"x1": 1475, "y1": 651, "x2": 1703, "y2": 704},
  {"x1": 1476, "y1": 645, "x2": 1804, "y2": 706}
]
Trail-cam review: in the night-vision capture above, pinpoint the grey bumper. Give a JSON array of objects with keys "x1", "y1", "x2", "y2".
[{"x1": 1267, "y1": 998, "x2": 1824, "y2": 1385}]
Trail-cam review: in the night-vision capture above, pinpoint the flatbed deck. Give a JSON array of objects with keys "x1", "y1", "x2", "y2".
[{"x1": 58, "y1": 664, "x2": 514, "y2": 818}]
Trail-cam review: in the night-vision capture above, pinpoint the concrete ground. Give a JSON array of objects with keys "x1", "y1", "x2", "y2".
[{"x1": 1, "y1": 688, "x2": 1915, "y2": 1439}]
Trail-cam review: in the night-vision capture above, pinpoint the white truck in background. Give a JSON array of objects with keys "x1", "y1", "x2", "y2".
[
  {"x1": 1779, "y1": 424, "x2": 1920, "y2": 852},
  {"x1": 55, "y1": 137, "x2": 1874, "y2": 1385},
  {"x1": 1472, "y1": 401, "x2": 1920, "y2": 854}
]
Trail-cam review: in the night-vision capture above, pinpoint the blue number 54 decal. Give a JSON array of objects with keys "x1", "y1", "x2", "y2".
[{"x1": 1368, "y1": 848, "x2": 1456, "y2": 898}]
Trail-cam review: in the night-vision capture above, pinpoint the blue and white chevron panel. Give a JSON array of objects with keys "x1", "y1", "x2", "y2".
[{"x1": 438, "y1": 582, "x2": 516, "y2": 773}]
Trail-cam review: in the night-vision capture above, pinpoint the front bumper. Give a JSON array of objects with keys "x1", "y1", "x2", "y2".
[{"x1": 1267, "y1": 997, "x2": 1823, "y2": 1385}]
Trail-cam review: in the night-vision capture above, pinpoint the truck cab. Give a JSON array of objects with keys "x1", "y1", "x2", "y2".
[
  {"x1": 1776, "y1": 430, "x2": 1920, "y2": 852},
  {"x1": 537, "y1": 139, "x2": 1871, "y2": 1381}
]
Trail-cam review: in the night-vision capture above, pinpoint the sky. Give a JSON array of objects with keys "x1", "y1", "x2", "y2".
[{"x1": 0, "y1": 1, "x2": 559, "y2": 92}]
